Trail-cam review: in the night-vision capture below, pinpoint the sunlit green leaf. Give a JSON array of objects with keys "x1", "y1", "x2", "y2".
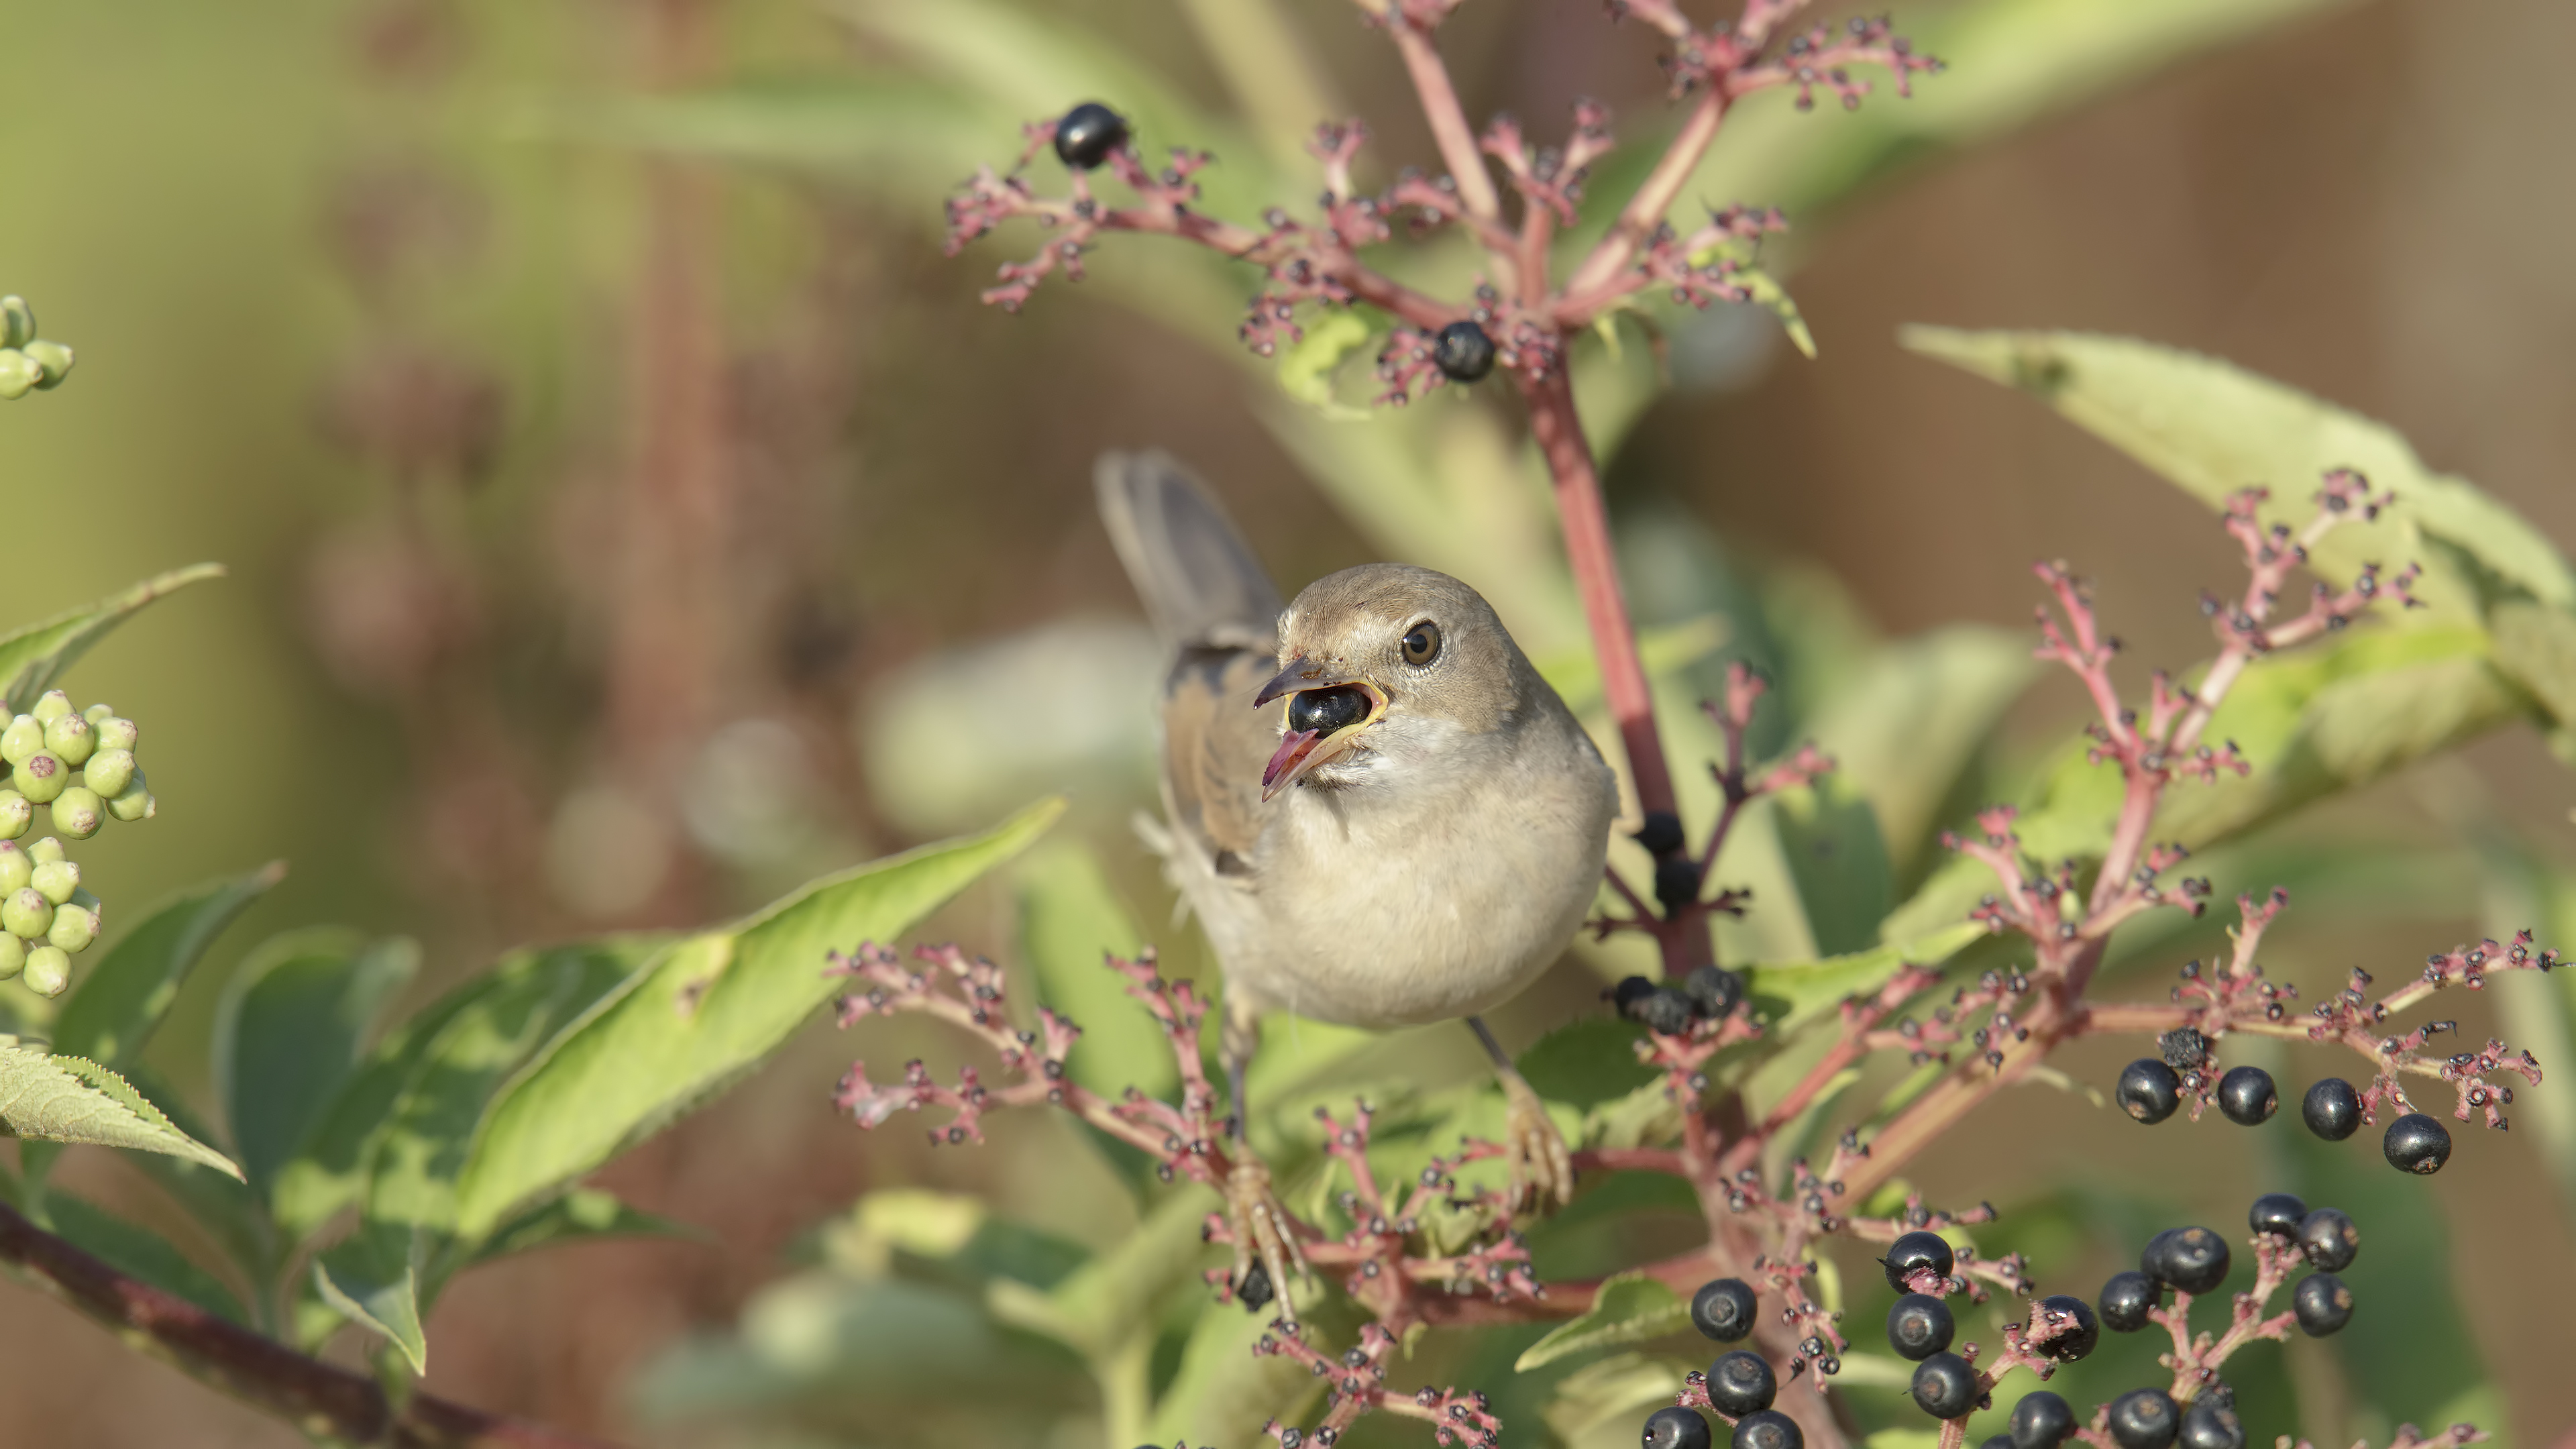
[
  {"x1": 0, "y1": 564, "x2": 223, "y2": 712},
  {"x1": 1014, "y1": 842, "x2": 1169, "y2": 1103},
  {"x1": 470, "y1": 1187, "x2": 698, "y2": 1269},
  {"x1": 314, "y1": 1221, "x2": 429, "y2": 1375},
  {"x1": 1514, "y1": 1271, "x2": 1690, "y2": 1371},
  {"x1": 0, "y1": 1045, "x2": 239, "y2": 1178},
  {"x1": 50, "y1": 865, "x2": 282, "y2": 1073},
  {"x1": 214, "y1": 928, "x2": 417, "y2": 1201}
]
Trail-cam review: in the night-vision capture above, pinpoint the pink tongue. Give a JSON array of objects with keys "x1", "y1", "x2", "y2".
[{"x1": 1262, "y1": 729, "x2": 1322, "y2": 790}]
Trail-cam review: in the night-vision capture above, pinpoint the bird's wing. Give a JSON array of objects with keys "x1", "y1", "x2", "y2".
[{"x1": 1159, "y1": 645, "x2": 1277, "y2": 875}]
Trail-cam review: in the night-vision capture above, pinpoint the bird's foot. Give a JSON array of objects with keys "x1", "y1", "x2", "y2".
[
  {"x1": 1501, "y1": 1071, "x2": 1575, "y2": 1218},
  {"x1": 1224, "y1": 1155, "x2": 1309, "y2": 1320}
]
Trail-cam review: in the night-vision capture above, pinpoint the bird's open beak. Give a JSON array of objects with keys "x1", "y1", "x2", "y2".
[{"x1": 1254, "y1": 656, "x2": 1387, "y2": 800}]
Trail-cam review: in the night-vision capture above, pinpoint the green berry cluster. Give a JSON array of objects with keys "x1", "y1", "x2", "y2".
[
  {"x1": 0, "y1": 690, "x2": 154, "y2": 996},
  {"x1": 0, "y1": 295, "x2": 74, "y2": 400}
]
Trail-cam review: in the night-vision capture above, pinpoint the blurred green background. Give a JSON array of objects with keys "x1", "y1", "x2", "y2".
[{"x1": 2, "y1": 0, "x2": 2573, "y2": 1444}]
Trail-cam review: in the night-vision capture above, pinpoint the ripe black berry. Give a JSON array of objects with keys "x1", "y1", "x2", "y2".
[
  {"x1": 2098, "y1": 1270, "x2": 2159, "y2": 1331},
  {"x1": 1631, "y1": 985, "x2": 1697, "y2": 1036},
  {"x1": 1910, "y1": 1351, "x2": 1980, "y2": 1418},
  {"x1": 2159, "y1": 1026, "x2": 2209, "y2": 1069},
  {"x1": 1982, "y1": 1439, "x2": 2012, "y2": 1449},
  {"x1": 1644, "y1": 1405, "x2": 1713, "y2": 1449},
  {"x1": 2178, "y1": 1399, "x2": 2246, "y2": 1449},
  {"x1": 2141, "y1": 1226, "x2": 2231, "y2": 1295},
  {"x1": 1706, "y1": 1350, "x2": 1776, "y2": 1416},
  {"x1": 1886, "y1": 1293, "x2": 1953, "y2": 1360},
  {"x1": 2383, "y1": 1112, "x2": 2452, "y2": 1175},
  {"x1": 2302, "y1": 1077, "x2": 2363, "y2": 1140},
  {"x1": 1690, "y1": 1278, "x2": 1759, "y2": 1342},
  {"x1": 2247, "y1": 1192, "x2": 2306, "y2": 1240},
  {"x1": 1432, "y1": 320, "x2": 1497, "y2": 382},
  {"x1": 2216, "y1": 1065, "x2": 2277, "y2": 1125},
  {"x1": 1684, "y1": 965, "x2": 1746, "y2": 1020},
  {"x1": 1732, "y1": 1409, "x2": 1803, "y2": 1449},
  {"x1": 2116, "y1": 1059, "x2": 2183, "y2": 1124},
  {"x1": 2029, "y1": 1294, "x2": 2098, "y2": 1363},
  {"x1": 2009, "y1": 1391, "x2": 2076, "y2": 1449},
  {"x1": 2295, "y1": 1208, "x2": 2358, "y2": 1271},
  {"x1": 1613, "y1": 975, "x2": 1656, "y2": 1014},
  {"x1": 2106, "y1": 1387, "x2": 2180, "y2": 1449},
  {"x1": 1635, "y1": 810, "x2": 1685, "y2": 855},
  {"x1": 1237, "y1": 1258, "x2": 1275, "y2": 1311},
  {"x1": 2292, "y1": 1272, "x2": 2354, "y2": 1336},
  {"x1": 1881, "y1": 1230, "x2": 1955, "y2": 1291},
  {"x1": 1053, "y1": 102, "x2": 1130, "y2": 170}
]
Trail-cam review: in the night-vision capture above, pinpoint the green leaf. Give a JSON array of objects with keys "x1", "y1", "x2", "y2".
[
  {"x1": 1745, "y1": 922, "x2": 1987, "y2": 1034},
  {"x1": 1014, "y1": 842, "x2": 1171, "y2": 1103},
  {"x1": 1806, "y1": 625, "x2": 2037, "y2": 875},
  {"x1": 1774, "y1": 774, "x2": 1894, "y2": 955},
  {"x1": 1898, "y1": 328, "x2": 2576, "y2": 627},
  {"x1": 117, "y1": 1063, "x2": 275, "y2": 1291},
  {"x1": 454, "y1": 796, "x2": 1065, "y2": 1240},
  {"x1": 0, "y1": 1044, "x2": 241, "y2": 1177},
  {"x1": 214, "y1": 928, "x2": 418, "y2": 1201},
  {"x1": 1539, "y1": 1352, "x2": 1690, "y2": 1443},
  {"x1": 314, "y1": 1221, "x2": 429, "y2": 1375},
  {"x1": 0, "y1": 564, "x2": 224, "y2": 712},
  {"x1": 1274, "y1": 309, "x2": 1375, "y2": 419},
  {"x1": 2489, "y1": 599, "x2": 2576, "y2": 729},
  {"x1": 1514, "y1": 1271, "x2": 1692, "y2": 1371},
  {"x1": 470, "y1": 1187, "x2": 697, "y2": 1269},
  {"x1": 1685, "y1": 233, "x2": 1815, "y2": 359},
  {"x1": 41, "y1": 1190, "x2": 249, "y2": 1323},
  {"x1": 50, "y1": 864, "x2": 282, "y2": 1073}
]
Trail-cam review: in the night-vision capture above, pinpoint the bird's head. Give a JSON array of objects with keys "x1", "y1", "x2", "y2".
[{"x1": 1252, "y1": 563, "x2": 1529, "y2": 800}]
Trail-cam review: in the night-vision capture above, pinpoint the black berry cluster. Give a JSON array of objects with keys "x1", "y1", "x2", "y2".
[
  {"x1": 1615, "y1": 965, "x2": 1746, "y2": 1036},
  {"x1": 2119, "y1": 1047, "x2": 2462, "y2": 1179},
  {"x1": 1647, "y1": 1276, "x2": 1805, "y2": 1449},
  {"x1": 0, "y1": 690, "x2": 154, "y2": 996}
]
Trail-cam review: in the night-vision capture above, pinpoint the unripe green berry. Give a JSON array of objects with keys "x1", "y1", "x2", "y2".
[
  {"x1": 83, "y1": 702, "x2": 112, "y2": 726},
  {"x1": 43, "y1": 712, "x2": 93, "y2": 767},
  {"x1": 0, "y1": 297, "x2": 32, "y2": 351},
  {"x1": 50, "y1": 787, "x2": 101, "y2": 840},
  {"x1": 13, "y1": 751, "x2": 67, "y2": 804},
  {"x1": 30, "y1": 859, "x2": 78, "y2": 906},
  {"x1": 22, "y1": 945, "x2": 70, "y2": 997},
  {"x1": 0, "y1": 790, "x2": 27, "y2": 841},
  {"x1": 107, "y1": 777, "x2": 154, "y2": 822},
  {"x1": 28, "y1": 835, "x2": 65, "y2": 865},
  {"x1": 21, "y1": 339, "x2": 72, "y2": 390},
  {"x1": 3, "y1": 887, "x2": 53, "y2": 939},
  {"x1": 0, "y1": 842, "x2": 28, "y2": 894},
  {"x1": 31, "y1": 691, "x2": 72, "y2": 723},
  {"x1": 95, "y1": 716, "x2": 138, "y2": 753},
  {"x1": 83, "y1": 748, "x2": 134, "y2": 799},
  {"x1": 0, "y1": 716, "x2": 42, "y2": 765},
  {"x1": 0, "y1": 932, "x2": 21, "y2": 979},
  {"x1": 0, "y1": 350, "x2": 38, "y2": 401},
  {"x1": 47, "y1": 902, "x2": 95, "y2": 953}
]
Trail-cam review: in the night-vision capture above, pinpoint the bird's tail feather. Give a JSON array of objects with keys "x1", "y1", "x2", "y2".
[{"x1": 1094, "y1": 449, "x2": 1283, "y2": 651}]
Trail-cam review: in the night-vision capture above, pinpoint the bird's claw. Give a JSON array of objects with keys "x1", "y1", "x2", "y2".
[
  {"x1": 1225, "y1": 1155, "x2": 1309, "y2": 1320},
  {"x1": 1501, "y1": 1071, "x2": 1575, "y2": 1218}
]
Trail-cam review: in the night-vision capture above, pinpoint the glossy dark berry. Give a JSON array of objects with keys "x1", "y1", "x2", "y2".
[
  {"x1": 1053, "y1": 103, "x2": 1130, "y2": 170},
  {"x1": 2106, "y1": 1388, "x2": 2180, "y2": 1449},
  {"x1": 1236, "y1": 1259, "x2": 1274, "y2": 1311},
  {"x1": 2247, "y1": 1192, "x2": 2306, "y2": 1239},
  {"x1": 1690, "y1": 1278, "x2": 1759, "y2": 1342},
  {"x1": 2384, "y1": 1112, "x2": 2452, "y2": 1175},
  {"x1": 2098, "y1": 1270, "x2": 2159, "y2": 1331},
  {"x1": 2178, "y1": 1399, "x2": 2246, "y2": 1449},
  {"x1": 2116, "y1": 1059, "x2": 2183, "y2": 1124},
  {"x1": 1626, "y1": 984, "x2": 1697, "y2": 1035},
  {"x1": 1654, "y1": 855, "x2": 1702, "y2": 910},
  {"x1": 2302, "y1": 1077, "x2": 2363, "y2": 1140},
  {"x1": 1910, "y1": 1351, "x2": 1980, "y2": 1418},
  {"x1": 2029, "y1": 1294, "x2": 2098, "y2": 1363},
  {"x1": 1886, "y1": 1293, "x2": 1953, "y2": 1360},
  {"x1": 1635, "y1": 810, "x2": 1685, "y2": 855},
  {"x1": 1706, "y1": 1351, "x2": 1776, "y2": 1417},
  {"x1": 2292, "y1": 1272, "x2": 2354, "y2": 1336},
  {"x1": 1644, "y1": 1406, "x2": 1713, "y2": 1449},
  {"x1": 1982, "y1": 1439, "x2": 2012, "y2": 1449},
  {"x1": 2141, "y1": 1226, "x2": 2231, "y2": 1295},
  {"x1": 2010, "y1": 1391, "x2": 2076, "y2": 1449},
  {"x1": 1731, "y1": 1409, "x2": 1803, "y2": 1449},
  {"x1": 1881, "y1": 1230, "x2": 1955, "y2": 1291},
  {"x1": 1684, "y1": 965, "x2": 1745, "y2": 1020},
  {"x1": 1613, "y1": 975, "x2": 1657, "y2": 1014},
  {"x1": 2159, "y1": 1026, "x2": 2209, "y2": 1069},
  {"x1": 1432, "y1": 320, "x2": 1497, "y2": 382},
  {"x1": 2217, "y1": 1066, "x2": 2278, "y2": 1125},
  {"x1": 2296, "y1": 1208, "x2": 2358, "y2": 1271}
]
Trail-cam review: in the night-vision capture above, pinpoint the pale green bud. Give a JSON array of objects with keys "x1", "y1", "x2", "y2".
[
  {"x1": 28, "y1": 836, "x2": 64, "y2": 866},
  {"x1": 46, "y1": 903, "x2": 95, "y2": 953},
  {"x1": 107, "y1": 777, "x2": 154, "y2": 822},
  {"x1": 0, "y1": 843, "x2": 28, "y2": 894},
  {"x1": 95, "y1": 716, "x2": 138, "y2": 753},
  {"x1": 0, "y1": 352, "x2": 34, "y2": 401},
  {"x1": 30, "y1": 692, "x2": 72, "y2": 722},
  {"x1": 0, "y1": 716, "x2": 41, "y2": 765},
  {"x1": 0, "y1": 791, "x2": 26, "y2": 841},
  {"x1": 83, "y1": 703, "x2": 112, "y2": 726},
  {"x1": 0, "y1": 933, "x2": 22, "y2": 980},
  {"x1": 11, "y1": 751, "x2": 66, "y2": 804},
  {"x1": 23, "y1": 945, "x2": 69, "y2": 997},
  {"x1": 49, "y1": 788, "x2": 100, "y2": 840},
  {"x1": 3, "y1": 888, "x2": 52, "y2": 939},
  {"x1": 43, "y1": 712, "x2": 93, "y2": 767},
  {"x1": 0, "y1": 297, "x2": 32, "y2": 350},
  {"x1": 31, "y1": 859, "x2": 78, "y2": 906},
  {"x1": 21, "y1": 339, "x2": 72, "y2": 390},
  {"x1": 83, "y1": 749, "x2": 134, "y2": 799}
]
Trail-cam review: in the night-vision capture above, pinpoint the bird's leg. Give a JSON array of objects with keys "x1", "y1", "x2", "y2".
[
  {"x1": 1220, "y1": 995, "x2": 1309, "y2": 1318},
  {"x1": 1468, "y1": 1015, "x2": 1576, "y2": 1216}
]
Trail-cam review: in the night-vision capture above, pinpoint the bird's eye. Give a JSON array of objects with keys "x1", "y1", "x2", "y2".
[{"x1": 1401, "y1": 621, "x2": 1442, "y2": 667}]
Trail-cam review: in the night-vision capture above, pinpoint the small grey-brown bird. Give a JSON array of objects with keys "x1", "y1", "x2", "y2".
[{"x1": 1097, "y1": 449, "x2": 1618, "y2": 1307}]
